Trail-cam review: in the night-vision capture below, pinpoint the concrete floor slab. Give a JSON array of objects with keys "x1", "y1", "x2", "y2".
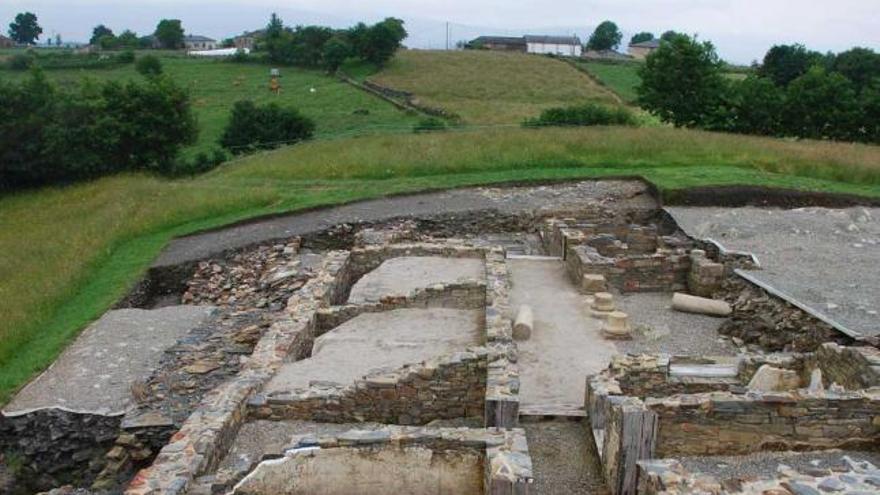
[
  {"x1": 509, "y1": 259, "x2": 617, "y2": 412},
  {"x1": 4, "y1": 305, "x2": 216, "y2": 416},
  {"x1": 668, "y1": 206, "x2": 880, "y2": 337},
  {"x1": 347, "y1": 256, "x2": 484, "y2": 304},
  {"x1": 265, "y1": 308, "x2": 482, "y2": 393}
]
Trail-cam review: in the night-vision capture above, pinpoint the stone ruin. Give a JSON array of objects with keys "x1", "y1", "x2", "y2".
[{"x1": 0, "y1": 181, "x2": 876, "y2": 495}]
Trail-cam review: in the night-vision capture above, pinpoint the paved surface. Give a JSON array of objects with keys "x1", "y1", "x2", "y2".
[
  {"x1": 524, "y1": 420, "x2": 608, "y2": 495},
  {"x1": 154, "y1": 181, "x2": 656, "y2": 267},
  {"x1": 265, "y1": 308, "x2": 482, "y2": 393},
  {"x1": 510, "y1": 258, "x2": 616, "y2": 412},
  {"x1": 4, "y1": 305, "x2": 216, "y2": 415},
  {"x1": 669, "y1": 206, "x2": 880, "y2": 337},
  {"x1": 348, "y1": 256, "x2": 484, "y2": 304},
  {"x1": 615, "y1": 293, "x2": 736, "y2": 356}
]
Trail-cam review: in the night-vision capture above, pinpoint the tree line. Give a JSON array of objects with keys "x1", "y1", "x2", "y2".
[
  {"x1": 257, "y1": 14, "x2": 407, "y2": 71},
  {"x1": 638, "y1": 35, "x2": 880, "y2": 144}
]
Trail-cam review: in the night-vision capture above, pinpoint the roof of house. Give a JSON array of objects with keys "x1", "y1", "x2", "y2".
[
  {"x1": 524, "y1": 35, "x2": 582, "y2": 46},
  {"x1": 629, "y1": 39, "x2": 661, "y2": 49},
  {"x1": 237, "y1": 29, "x2": 266, "y2": 38},
  {"x1": 184, "y1": 35, "x2": 216, "y2": 43},
  {"x1": 471, "y1": 36, "x2": 527, "y2": 46}
]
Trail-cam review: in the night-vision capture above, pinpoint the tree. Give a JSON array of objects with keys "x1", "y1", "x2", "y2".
[
  {"x1": 117, "y1": 30, "x2": 139, "y2": 49},
  {"x1": 860, "y1": 82, "x2": 880, "y2": 142},
  {"x1": 586, "y1": 20, "x2": 622, "y2": 51},
  {"x1": 637, "y1": 33, "x2": 726, "y2": 127},
  {"x1": 353, "y1": 17, "x2": 407, "y2": 65},
  {"x1": 758, "y1": 44, "x2": 824, "y2": 87},
  {"x1": 660, "y1": 30, "x2": 680, "y2": 42},
  {"x1": 99, "y1": 34, "x2": 119, "y2": 50},
  {"x1": 289, "y1": 25, "x2": 334, "y2": 67},
  {"x1": 90, "y1": 25, "x2": 114, "y2": 45},
  {"x1": 783, "y1": 66, "x2": 860, "y2": 141},
  {"x1": 8, "y1": 12, "x2": 42, "y2": 45},
  {"x1": 832, "y1": 47, "x2": 880, "y2": 93},
  {"x1": 262, "y1": 13, "x2": 293, "y2": 64},
  {"x1": 630, "y1": 32, "x2": 654, "y2": 45},
  {"x1": 55, "y1": 33, "x2": 61, "y2": 46},
  {"x1": 322, "y1": 35, "x2": 352, "y2": 72},
  {"x1": 724, "y1": 76, "x2": 785, "y2": 135},
  {"x1": 154, "y1": 19, "x2": 184, "y2": 49}
]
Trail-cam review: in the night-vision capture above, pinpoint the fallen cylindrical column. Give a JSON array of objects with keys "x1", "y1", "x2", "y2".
[
  {"x1": 672, "y1": 292, "x2": 732, "y2": 317},
  {"x1": 513, "y1": 305, "x2": 534, "y2": 341}
]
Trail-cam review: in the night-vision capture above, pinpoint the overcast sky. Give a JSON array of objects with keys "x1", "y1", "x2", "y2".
[{"x1": 3, "y1": 0, "x2": 878, "y2": 64}]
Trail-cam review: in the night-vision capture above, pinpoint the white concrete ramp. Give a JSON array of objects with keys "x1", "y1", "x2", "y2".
[{"x1": 4, "y1": 305, "x2": 216, "y2": 416}]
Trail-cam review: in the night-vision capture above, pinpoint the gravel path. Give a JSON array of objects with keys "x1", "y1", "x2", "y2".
[
  {"x1": 615, "y1": 293, "x2": 737, "y2": 356},
  {"x1": 523, "y1": 420, "x2": 608, "y2": 495},
  {"x1": 154, "y1": 181, "x2": 655, "y2": 267},
  {"x1": 668, "y1": 206, "x2": 880, "y2": 337},
  {"x1": 678, "y1": 450, "x2": 880, "y2": 482}
]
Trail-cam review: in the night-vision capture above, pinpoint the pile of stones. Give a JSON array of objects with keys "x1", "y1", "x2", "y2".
[{"x1": 182, "y1": 240, "x2": 312, "y2": 311}]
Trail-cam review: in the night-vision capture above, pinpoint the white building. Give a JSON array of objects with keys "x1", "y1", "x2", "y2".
[
  {"x1": 524, "y1": 35, "x2": 583, "y2": 57},
  {"x1": 183, "y1": 35, "x2": 217, "y2": 51}
]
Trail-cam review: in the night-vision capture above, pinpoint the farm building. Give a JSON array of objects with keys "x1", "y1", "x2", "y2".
[
  {"x1": 468, "y1": 36, "x2": 526, "y2": 52},
  {"x1": 183, "y1": 35, "x2": 217, "y2": 51},
  {"x1": 0, "y1": 34, "x2": 14, "y2": 48},
  {"x1": 524, "y1": 35, "x2": 582, "y2": 57},
  {"x1": 628, "y1": 38, "x2": 661, "y2": 59},
  {"x1": 234, "y1": 29, "x2": 264, "y2": 50}
]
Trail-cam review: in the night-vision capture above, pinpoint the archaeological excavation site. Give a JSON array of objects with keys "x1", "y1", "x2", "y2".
[{"x1": 1, "y1": 180, "x2": 878, "y2": 495}]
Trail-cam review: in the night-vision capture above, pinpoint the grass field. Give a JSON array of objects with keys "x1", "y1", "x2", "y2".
[
  {"x1": 369, "y1": 50, "x2": 622, "y2": 124},
  {"x1": 574, "y1": 60, "x2": 642, "y2": 103},
  {"x1": 2, "y1": 125, "x2": 880, "y2": 403},
  {"x1": 2, "y1": 53, "x2": 421, "y2": 158}
]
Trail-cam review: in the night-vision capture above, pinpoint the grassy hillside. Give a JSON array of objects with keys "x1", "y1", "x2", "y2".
[
  {"x1": 574, "y1": 61, "x2": 642, "y2": 103},
  {"x1": 2, "y1": 54, "x2": 421, "y2": 158},
  {"x1": 3, "y1": 126, "x2": 880, "y2": 402},
  {"x1": 369, "y1": 50, "x2": 621, "y2": 124}
]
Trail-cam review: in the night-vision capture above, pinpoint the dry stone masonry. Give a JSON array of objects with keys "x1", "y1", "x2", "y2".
[{"x1": 4, "y1": 181, "x2": 877, "y2": 495}]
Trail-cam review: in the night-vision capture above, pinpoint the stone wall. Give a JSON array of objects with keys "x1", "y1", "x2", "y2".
[
  {"x1": 314, "y1": 281, "x2": 487, "y2": 332},
  {"x1": 0, "y1": 408, "x2": 122, "y2": 491},
  {"x1": 483, "y1": 249, "x2": 520, "y2": 428},
  {"x1": 249, "y1": 348, "x2": 489, "y2": 424},
  {"x1": 648, "y1": 389, "x2": 880, "y2": 456},
  {"x1": 126, "y1": 251, "x2": 351, "y2": 495},
  {"x1": 810, "y1": 343, "x2": 880, "y2": 390},
  {"x1": 230, "y1": 426, "x2": 532, "y2": 495},
  {"x1": 566, "y1": 244, "x2": 691, "y2": 293},
  {"x1": 718, "y1": 276, "x2": 852, "y2": 352}
]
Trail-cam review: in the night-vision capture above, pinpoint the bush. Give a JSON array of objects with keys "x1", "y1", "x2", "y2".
[
  {"x1": 220, "y1": 100, "x2": 315, "y2": 154},
  {"x1": 8, "y1": 53, "x2": 34, "y2": 70},
  {"x1": 413, "y1": 117, "x2": 447, "y2": 133},
  {"x1": 135, "y1": 55, "x2": 163, "y2": 77},
  {"x1": 0, "y1": 71, "x2": 197, "y2": 189},
  {"x1": 524, "y1": 103, "x2": 637, "y2": 128},
  {"x1": 116, "y1": 50, "x2": 136, "y2": 64}
]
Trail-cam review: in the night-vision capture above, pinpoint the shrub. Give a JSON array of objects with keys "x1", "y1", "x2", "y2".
[
  {"x1": 116, "y1": 50, "x2": 136, "y2": 64},
  {"x1": 135, "y1": 55, "x2": 163, "y2": 77},
  {"x1": 220, "y1": 100, "x2": 315, "y2": 154},
  {"x1": 413, "y1": 117, "x2": 447, "y2": 133},
  {"x1": 8, "y1": 53, "x2": 34, "y2": 70},
  {"x1": 0, "y1": 71, "x2": 197, "y2": 189},
  {"x1": 524, "y1": 103, "x2": 637, "y2": 128}
]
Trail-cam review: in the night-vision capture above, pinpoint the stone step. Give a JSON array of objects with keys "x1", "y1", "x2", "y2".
[{"x1": 669, "y1": 363, "x2": 739, "y2": 378}]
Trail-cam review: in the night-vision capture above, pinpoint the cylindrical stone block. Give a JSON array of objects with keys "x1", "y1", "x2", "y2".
[
  {"x1": 672, "y1": 292, "x2": 732, "y2": 317},
  {"x1": 513, "y1": 305, "x2": 533, "y2": 341},
  {"x1": 592, "y1": 292, "x2": 615, "y2": 312},
  {"x1": 602, "y1": 311, "x2": 631, "y2": 339}
]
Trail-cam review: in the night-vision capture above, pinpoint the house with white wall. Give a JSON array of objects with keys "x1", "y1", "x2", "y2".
[{"x1": 524, "y1": 35, "x2": 582, "y2": 57}]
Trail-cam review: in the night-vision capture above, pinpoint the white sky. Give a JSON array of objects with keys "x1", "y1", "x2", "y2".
[{"x1": 2, "y1": 0, "x2": 878, "y2": 64}]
